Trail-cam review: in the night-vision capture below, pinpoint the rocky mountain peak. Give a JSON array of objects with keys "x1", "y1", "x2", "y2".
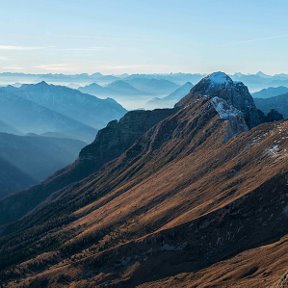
[
  {"x1": 176, "y1": 71, "x2": 262, "y2": 131},
  {"x1": 189, "y1": 71, "x2": 235, "y2": 95}
]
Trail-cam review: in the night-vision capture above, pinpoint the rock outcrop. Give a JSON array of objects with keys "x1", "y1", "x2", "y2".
[
  {"x1": 80, "y1": 109, "x2": 175, "y2": 164},
  {"x1": 176, "y1": 72, "x2": 263, "y2": 129}
]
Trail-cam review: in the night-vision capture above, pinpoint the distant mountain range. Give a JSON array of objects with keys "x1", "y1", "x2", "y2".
[
  {"x1": 0, "y1": 133, "x2": 85, "y2": 199},
  {"x1": 0, "y1": 72, "x2": 200, "y2": 86},
  {"x1": 0, "y1": 82, "x2": 127, "y2": 141},
  {"x1": 124, "y1": 77, "x2": 179, "y2": 95},
  {"x1": 2, "y1": 71, "x2": 288, "y2": 91},
  {"x1": 232, "y1": 72, "x2": 288, "y2": 91},
  {"x1": 0, "y1": 81, "x2": 126, "y2": 198},
  {"x1": 79, "y1": 78, "x2": 180, "y2": 109},
  {"x1": 3, "y1": 71, "x2": 288, "y2": 111},
  {"x1": 145, "y1": 82, "x2": 193, "y2": 109},
  {"x1": 252, "y1": 86, "x2": 288, "y2": 98},
  {"x1": 79, "y1": 80, "x2": 143, "y2": 97},
  {"x1": 249, "y1": 86, "x2": 288, "y2": 119},
  {"x1": 106, "y1": 80, "x2": 144, "y2": 95},
  {"x1": 255, "y1": 93, "x2": 288, "y2": 118}
]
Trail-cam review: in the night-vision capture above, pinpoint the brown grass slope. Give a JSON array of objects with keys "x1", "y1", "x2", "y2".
[{"x1": 0, "y1": 91, "x2": 287, "y2": 287}]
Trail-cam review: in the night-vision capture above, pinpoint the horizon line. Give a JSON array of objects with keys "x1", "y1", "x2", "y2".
[{"x1": 0, "y1": 70, "x2": 288, "y2": 77}]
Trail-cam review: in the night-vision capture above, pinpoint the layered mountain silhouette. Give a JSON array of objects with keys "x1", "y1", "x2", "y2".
[
  {"x1": 0, "y1": 89, "x2": 96, "y2": 142},
  {"x1": 0, "y1": 133, "x2": 86, "y2": 199},
  {"x1": 0, "y1": 72, "x2": 287, "y2": 288},
  {"x1": 79, "y1": 81, "x2": 143, "y2": 97},
  {"x1": 0, "y1": 157, "x2": 35, "y2": 199},
  {"x1": 0, "y1": 83, "x2": 126, "y2": 142},
  {"x1": 252, "y1": 86, "x2": 288, "y2": 98},
  {"x1": 125, "y1": 77, "x2": 179, "y2": 95},
  {"x1": 78, "y1": 82, "x2": 108, "y2": 96},
  {"x1": 79, "y1": 79, "x2": 180, "y2": 109},
  {"x1": 145, "y1": 82, "x2": 193, "y2": 109},
  {"x1": 105, "y1": 80, "x2": 143, "y2": 95},
  {"x1": 232, "y1": 71, "x2": 288, "y2": 90},
  {"x1": 255, "y1": 93, "x2": 288, "y2": 119},
  {"x1": 3, "y1": 71, "x2": 288, "y2": 91}
]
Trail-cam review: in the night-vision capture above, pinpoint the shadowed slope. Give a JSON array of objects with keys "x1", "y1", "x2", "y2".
[
  {"x1": 4, "y1": 82, "x2": 127, "y2": 129},
  {"x1": 0, "y1": 133, "x2": 86, "y2": 199},
  {"x1": 0, "y1": 157, "x2": 36, "y2": 199},
  {"x1": 0, "y1": 87, "x2": 97, "y2": 142}
]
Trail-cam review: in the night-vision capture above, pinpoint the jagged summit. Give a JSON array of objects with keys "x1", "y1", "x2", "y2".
[
  {"x1": 176, "y1": 71, "x2": 262, "y2": 130},
  {"x1": 175, "y1": 72, "x2": 282, "y2": 140},
  {"x1": 182, "y1": 71, "x2": 248, "y2": 99}
]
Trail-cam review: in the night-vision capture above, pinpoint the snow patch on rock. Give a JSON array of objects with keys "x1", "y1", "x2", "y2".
[
  {"x1": 205, "y1": 72, "x2": 233, "y2": 86},
  {"x1": 212, "y1": 97, "x2": 243, "y2": 120},
  {"x1": 211, "y1": 96, "x2": 249, "y2": 140},
  {"x1": 265, "y1": 142, "x2": 287, "y2": 161},
  {"x1": 266, "y1": 144, "x2": 280, "y2": 158}
]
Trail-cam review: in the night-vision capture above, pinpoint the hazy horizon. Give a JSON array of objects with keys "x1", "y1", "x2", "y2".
[{"x1": 1, "y1": 71, "x2": 288, "y2": 77}]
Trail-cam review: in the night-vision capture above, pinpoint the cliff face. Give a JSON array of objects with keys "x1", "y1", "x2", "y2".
[{"x1": 79, "y1": 109, "x2": 175, "y2": 164}]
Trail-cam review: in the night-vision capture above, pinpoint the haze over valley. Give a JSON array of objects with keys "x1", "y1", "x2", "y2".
[{"x1": 0, "y1": 1, "x2": 288, "y2": 287}]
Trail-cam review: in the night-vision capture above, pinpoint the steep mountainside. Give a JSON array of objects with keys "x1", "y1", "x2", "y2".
[
  {"x1": 255, "y1": 93, "x2": 288, "y2": 118},
  {"x1": 0, "y1": 73, "x2": 287, "y2": 288},
  {"x1": 0, "y1": 133, "x2": 86, "y2": 199},
  {"x1": 3, "y1": 82, "x2": 127, "y2": 129}
]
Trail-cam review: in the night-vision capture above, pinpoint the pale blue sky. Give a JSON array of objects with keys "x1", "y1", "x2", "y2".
[{"x1": 0, "y1": 0, "x2": 288, "y2": 74}]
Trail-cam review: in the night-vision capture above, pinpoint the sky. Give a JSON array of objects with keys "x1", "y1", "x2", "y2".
[{"x1": 0, "y1": 0, "x2": 288, "y2": 74}]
